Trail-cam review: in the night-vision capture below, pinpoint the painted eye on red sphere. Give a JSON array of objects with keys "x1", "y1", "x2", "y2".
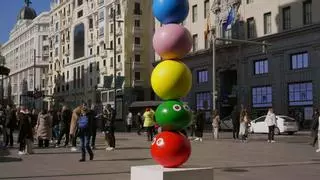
[{"x1": 156, "y1": 138, "x2": 164, "y2": 146}]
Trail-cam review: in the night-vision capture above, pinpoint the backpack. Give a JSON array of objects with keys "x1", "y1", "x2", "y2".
[{"x1": 78, "y1": 115, "x2": 89, "y2": 129}]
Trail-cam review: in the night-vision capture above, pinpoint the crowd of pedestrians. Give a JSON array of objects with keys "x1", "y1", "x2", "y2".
[{"x1": 1, "y1": 102, "x2": 320, "y2": 162}]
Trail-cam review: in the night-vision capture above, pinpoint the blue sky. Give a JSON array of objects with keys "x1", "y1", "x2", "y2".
[{"x1": 0, "y1": 0, "x2": 50, "y2": 44}]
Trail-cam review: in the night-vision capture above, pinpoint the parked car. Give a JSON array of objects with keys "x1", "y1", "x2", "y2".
[{"x1": 249, "y1": 115, "x2": 298, "y2": 135}]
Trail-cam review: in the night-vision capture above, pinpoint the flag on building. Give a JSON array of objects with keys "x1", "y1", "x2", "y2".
[{"x1": 223, "y1": 6, "x2": 236, "y2": 31}]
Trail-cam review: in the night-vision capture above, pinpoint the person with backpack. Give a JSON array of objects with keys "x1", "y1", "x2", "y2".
[
  {"x1": 103, "y1": 104, "x2": 116, "y2": 151},
  {"x1": 77, "y1": 107, "x2": 94, "y2": 162}
]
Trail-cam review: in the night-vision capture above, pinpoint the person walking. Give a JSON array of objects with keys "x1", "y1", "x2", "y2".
[
  {"x1": 136, "y1": 112, "x2": 144, "y2": 135},
  {"x1": 56, "y1": 105, "x2": 72, "y2": 147},
  {"x1": 126, "y1": 111, "x2": 133, "y2": 132},
  {"x1": 77, "y1": 107, "x2": 94, "y2": 162},
  {"x1": 212, "y1": 110, "x2": 220, "y2": 140},
  {"x1": 17, "y1": 107, "x2": 34, "y2": 155},
  {"x1": 316, "y1": 114, "x2": 320, "y2": 152},
  {"x1": 189, "y1": 110, "x2": 197, "y2": 139},
  {"x1": 194, "y1": 109, "x2": 205, "y2": 142},
  {"x1": 88, "y1": 105, "x2": 98, "y2": 150},
  {"x1": 0, "y1": 104, "x2": 6, "y2": 147},
  {"x1": 103, "y1": 104, "x2": 116, "y2": 151},
  {"x1": 265, "y1": 108, "x2": 277, "y2": 143},
  {"x1": 36, "y1": 109, "x2": 52, "y2": 148},
  {"x1": 239, "y1": 109, "x2": 250, "y2": 142},
  {"x1": 311, "y1": 109, "x2": 319, "y2": 147},
  {"x1": 231, "y1": 106, "x2": 240, "y2": 140},
  {"x1": 4, "y1": 105, "x2": 17, "y2": 147},
  {"x1": 143, "y1": 108, "x2": 155, "y2": 141},
  {"x1": 70, "y1": 103, "x2": 85, "y2": 152}
]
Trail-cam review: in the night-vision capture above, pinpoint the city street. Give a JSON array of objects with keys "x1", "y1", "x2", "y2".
[{"x1": 0, "y1": 131, "x2": 319, "y2": 180}]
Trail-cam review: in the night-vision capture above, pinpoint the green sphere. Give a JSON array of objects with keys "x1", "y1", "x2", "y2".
[{"x1": 155, "y1": 100, "x2": 192, "y2": 131}]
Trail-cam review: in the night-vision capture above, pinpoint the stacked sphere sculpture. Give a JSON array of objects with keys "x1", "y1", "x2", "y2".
[{"x1": 151, "y1": 0, "x2": 193, "y2": 168}]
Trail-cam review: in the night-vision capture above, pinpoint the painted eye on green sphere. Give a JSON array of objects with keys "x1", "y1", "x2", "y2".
[
  {"x1": 155, "y1": 100, "x2": 192, "y2": 131},
  {"x1": 173, "y1": 104, "x2": 182, "y2": 111}
]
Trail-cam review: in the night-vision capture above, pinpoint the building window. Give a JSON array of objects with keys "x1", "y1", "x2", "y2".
[
  {"x1": 303, "y1": 0, "x2": 312, "y2": 25},
  {"x1": 254, "y1": 59, "x2": 268, "y2": 75},
  {"x1": 78, "y1": 0, "x2": 83, "y2": 6},
  {"x1": 97, "y1": 76, "x2": 100, "y2": 84},
  {"x1": 110, "y1": 57, "x2": 113, "y2": 67},
  {"x1": 196, "y1": 92, "x2": 211, "y2": 110},
  {"x1": 291, "y1": 52, "x2": 309, "y2": 69},
  {"x1": 110, "y1": 41, "x2": 113, "y2": 49},
  {"x1": 192, "y1": 5, "x2": 198, "y2": 23},
  {"x1": 117, "y1": 4, "x2": 121, "y2": 15},
  {"x1": 77, "y1": 10, "x2": 83, "y2": 18},
  {"x1": 197, "y1": 69, "x2": 208, "y2": 84},
  {"x1": 263, "y1": 12, "x2": 271, "y2": 34},
  {"x1": 192, "y1": 34, "x2": 198, "y2": 51},
  {"x1": 252, "y1": 86, "x2": 272, "y2": 108},
  {"x1": 89, "y1": 18, "x2": 93, "y2": 29},
  {"x1": 110, "y1": 24, "x2": 114, "y2": 33},
  {"x1": 134, "y1": 20, "x2": 140, "y2": 27},
  {"x1": 99, "y1": 26, "x2": 104, "y2": 37},
  {"x1": 73, "y1": 67, "x2": 76, "y2": 89},
  {"x1": 204, "y1": 0, "x2": 210, "y2": 19},
  {"x1": 135, "y1": 72, "x2": 141, "y2": 80},
  {"x1": 135, "y1": 37, "x2": 140, "y2": 45},
  {"x1": 247, "y1": 17, "x2": 255, "y2": 39},
  {"x1": 99, "y1": 10, "x2": 104, "y2": 21},
  {"x1": 288, "y1": 82, "x2": 313, "y2": 106},
  {"x1": 283, "y1": 7, "x2": 291, "y2": 30},
  {"x1": 135, "y1": 54, "x2": 140, "y2": 62},
  {"x1": 247, "y1": 0, "x2": 254, "y2": 4},
  {"x1": 55, "y1": 22, "x2": 59, "y2": 31},
  {"x1": 103, "y1": 59, "x2": 106, "y2": 66},
  {"x1": 117, "y1": 38, "x2": 121, "y2": 44},
  {"x1": 90, "y1": 48, "x2": 93, "y2": 55},
  {"x1": 74, "y1": 23, "x2": 85, "y2": 59},
  {"x1": 97, "y1": 62, "x2": 100, "y2": 71},
  {"x1": 89, "y1": 63, "x2": 93, "y2": 72},
  {"x1": 97, "y1": 46, "x2": 100, "y2": 55},
  {"x1": 117, "y1": 55, "x2": 121, "y2": 62},
  {"x1": 134, "y1": 2, "x2": 141, "y2": 15}
]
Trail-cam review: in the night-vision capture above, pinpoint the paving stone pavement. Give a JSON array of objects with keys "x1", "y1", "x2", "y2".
[{"x1": 0, "y1": 131, "x2": 319, "y2": 180}]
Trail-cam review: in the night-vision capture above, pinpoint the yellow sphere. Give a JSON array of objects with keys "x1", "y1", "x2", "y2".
[{"x1": 151, "y1": 60, "x2": 192, "y2": 100}]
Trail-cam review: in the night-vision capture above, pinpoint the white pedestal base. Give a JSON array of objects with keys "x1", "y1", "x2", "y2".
[{"x1": 131, "y1": 165, "x2": 213, "y2": 180}]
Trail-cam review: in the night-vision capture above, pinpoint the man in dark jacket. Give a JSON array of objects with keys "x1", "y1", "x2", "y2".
[
  {"x1": 4, "y1": 105, "x2": 17, "y2": 147},
  {"x1": 103, "y1": 104, "x2": 116, "y2": 151},
  {"x1": 56, "y1": 106, "x2": 72, "y2": 147},
  {"x1": 88, "y1": 105, "x2": 97, "y2": 150},
  {"x1": 231, "y1": 106, "x2": 240, "y2": 140},
  {"x1": 311, "y1": 109, "x2": 319, "y2": 147}
]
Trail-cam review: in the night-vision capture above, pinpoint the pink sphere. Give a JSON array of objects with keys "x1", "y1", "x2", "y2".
[{"x1": 153, "y1": 24, "x2": 192, "y2": 60}]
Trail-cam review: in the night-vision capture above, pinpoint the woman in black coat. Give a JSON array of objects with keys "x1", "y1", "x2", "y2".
[
  {"x1": 18, "y1": 108, "x2": 33, "y2": 154},
  {"x1": 195, "y1": 109, "x2": 205, "y2": 142}
]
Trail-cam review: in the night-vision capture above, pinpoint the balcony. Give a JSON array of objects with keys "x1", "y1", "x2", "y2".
[
  {"x1": 116, "y1": 28, "x2": 122, "y2": 36},
  {"x1": 132, "y1": 26, "x2": 142, "y2": 35},
  {"x1": 47, "y1": 81, "x2": 53, "y2": 88},
  {"x1": 88, "y1": 39, "x2": 94, "y2": 47},
  {"x1": 43, "y1": 50, "x2": 49, "y2": 56},
  {"x1": 132, "y1": 44, "x2": 142, "y2": 52},
  {"x1": 65, "y1": 49, "x2": 70, "y2": 56},
  {"x1": 101, "y1": 50, "x2": 108, "y2": 58},
  {"x1": 48, "y1": 69, "x2": 53, "y2": 75},
  {"x1": 101, "y1": 67, "x2": 108, "y2": 75},
  {"x1": 43, "y1": 40, "x2": 49, "y2": 46},
  {"x1": 116, "y1": 62, "x2": 122, "y2": 71},
  {"x1": 132, "y1": 79, "x2": 144, "y2": 87},
  {"x1": 132, "y1": 62, "x2": 144, "y2": 69},
  {"x1": 116, "y1": 45, "x2": 122, "y2": 53}
]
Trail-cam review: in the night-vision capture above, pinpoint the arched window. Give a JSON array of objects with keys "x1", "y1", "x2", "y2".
[{"x1": 74, "y1": 23, "x2": 85, "y2": 59}]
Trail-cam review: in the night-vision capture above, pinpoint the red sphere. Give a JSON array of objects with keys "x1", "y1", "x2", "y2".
[{"x1": 151, "y1": 131, "x2": 191, "y2": 168}]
